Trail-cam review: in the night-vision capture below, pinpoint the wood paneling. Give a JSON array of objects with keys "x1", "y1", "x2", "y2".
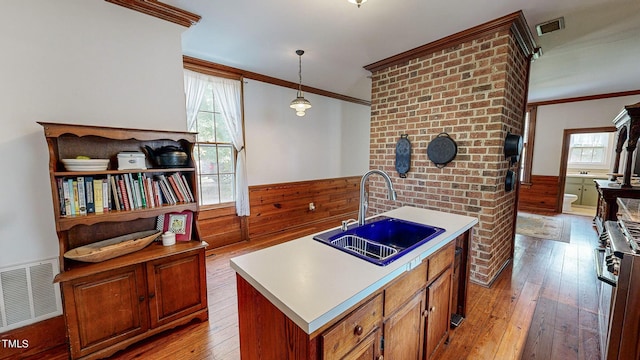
[
  {"x1": 195, "y1": 176, "x2": 361, "y2": 250},
  {"x1": 0, "y1": 315, "x2": 66, "y2": 360},
  {"x1": 195, "y1": 206, "x2": 243, "y2": 249},
  {"x1": 518, "y1": 175, "x2": 560, "y2": 212},
  {"x1": 247, "y1": 176, "x2": 360, "y2": 240}
]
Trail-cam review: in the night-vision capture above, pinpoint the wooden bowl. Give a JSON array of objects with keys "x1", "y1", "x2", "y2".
[{"x1": 64, "y1": 230, "x2": 161, "y2": 263}]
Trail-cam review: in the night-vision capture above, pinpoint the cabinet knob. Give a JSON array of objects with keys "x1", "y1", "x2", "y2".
[
  {"x1": 149, "y1": 293, "x2": 155, "y2": 299},
  {"x1": 354, "y1": 325, "x2": 363, "y2": 336},
  {"x1": 422, "y1": 309, "x2": 429, "y2": 317},
  {"x1": 377, "y1": 356, "x2": 384, "y2": 360},
  {"x1": 430, "y1": 306, "x2": 436, "y2": 312},
  {"x1": 139, "y1": 296, "x2": 145, "y2": 302}
]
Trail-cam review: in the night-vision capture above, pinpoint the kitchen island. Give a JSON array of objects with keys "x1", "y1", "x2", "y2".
[{"x1": 231, "y1": 206, "x2": 477, "y2": 359}]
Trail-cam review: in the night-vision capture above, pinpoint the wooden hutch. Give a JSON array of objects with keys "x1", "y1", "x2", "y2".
[
  {"x1": 40, "y1": 122, "x2": 208, "y2": 360},
  {"x1": 595, "y1": 102, "x2": 640, "y2": 235}
]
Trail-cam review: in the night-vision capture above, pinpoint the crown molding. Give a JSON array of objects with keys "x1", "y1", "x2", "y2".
[
  {"x1": 364, "y1": 11, "x2": 538, "y2": 72},
  {"x1": 527, "y1": 89, "x2": 640, "y2": 107},
  {"x1": 183, "y1": 56, "x2": 372, "y2": 107},
  {"x1": 105, "y1": 0, "x2": 201, "y2": 27}
]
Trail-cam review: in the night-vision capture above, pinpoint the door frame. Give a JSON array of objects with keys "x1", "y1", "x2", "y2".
[{"x1": 557, "y1": 126, "x2": 617, "y2": 212}]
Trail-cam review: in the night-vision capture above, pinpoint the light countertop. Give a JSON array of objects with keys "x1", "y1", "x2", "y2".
[
  {"x1": 566, "y1": 173, "x2": 609, "y2": 179},
  {"x1": 230, "y1": 206, "x2": 478, "y2": 334}
]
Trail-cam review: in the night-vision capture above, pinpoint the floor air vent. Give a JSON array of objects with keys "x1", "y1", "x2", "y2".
[{"x1": 0, "y1": 259, "x2": 62, "y2": 332}]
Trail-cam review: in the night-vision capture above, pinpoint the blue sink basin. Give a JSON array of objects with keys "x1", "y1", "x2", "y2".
[{"x1": 313, "y1": 216, "x2": 445, "y2": 266}]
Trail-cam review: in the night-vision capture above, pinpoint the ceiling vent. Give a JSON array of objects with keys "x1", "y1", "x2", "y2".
[{"x1": 535, "y1": 17, "x2": 565, "y2": 36}]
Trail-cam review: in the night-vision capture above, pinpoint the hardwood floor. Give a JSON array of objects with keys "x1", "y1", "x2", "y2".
[
  {"x1": 439, "y1": 213, "x2": 601, "y2": 360},
  {"x1": 36, "y1": 213, "x2": 601, "y2": 360}
]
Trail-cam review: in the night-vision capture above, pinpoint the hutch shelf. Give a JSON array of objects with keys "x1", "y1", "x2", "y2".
[{"x1": 40, "y1": 122, "x2": 208, "y2": 360}]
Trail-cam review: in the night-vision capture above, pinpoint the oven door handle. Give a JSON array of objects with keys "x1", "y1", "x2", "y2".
[{"x1": 594, "y1": 248, "x2": 617, "y2": 287}]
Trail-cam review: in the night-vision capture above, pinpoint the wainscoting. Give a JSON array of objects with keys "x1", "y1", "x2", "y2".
[
  {"x1": 195, "y1": 176, "x2": 361, "y2": 251},
  {"x1": 247, "y1": 176, "x2": 360, "y2": 240},
  {"x1": 518, "y1": 175, "x2": 560, "y2": 213}
]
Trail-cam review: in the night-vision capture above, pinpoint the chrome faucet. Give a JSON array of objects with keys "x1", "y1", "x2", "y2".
[{"x1": 358, "y1": 169, "x2": 397, "y2": 226}]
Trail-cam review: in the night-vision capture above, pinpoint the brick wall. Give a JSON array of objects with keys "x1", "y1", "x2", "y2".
[{"x1": 367, "y1": 24, "x2": 530, "y2": 285}]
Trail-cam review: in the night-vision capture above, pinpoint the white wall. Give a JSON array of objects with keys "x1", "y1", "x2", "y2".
[
  {"x1": 0, "y1": 0, "x2": 187, "y2": 268},
  {"x1": 0, "y1": 1, "x2": 372, "y2": 269},
  {"x1": 243, "y1": 79, "x2": 370, "y2": 185},
  {"x1": 532, "y1": 95, "x2": 640, "y2": 176}
]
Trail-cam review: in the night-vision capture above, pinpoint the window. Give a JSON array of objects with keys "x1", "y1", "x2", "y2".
[
  {"x1": 188, "y1": 82, "x2": 236, "y2": 206},
  {"x1": 568, "y1": 132, "x2": 613, "y2": 168}
]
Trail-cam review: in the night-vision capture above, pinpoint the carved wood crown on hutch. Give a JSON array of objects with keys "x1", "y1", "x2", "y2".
[{"x1": 612, "y1": 102, "x2": 640, "y2": 188}]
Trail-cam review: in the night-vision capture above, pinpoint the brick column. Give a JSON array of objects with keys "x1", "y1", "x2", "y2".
[{"x1": 365, "y1": 12, "x2": 536, "y2": 285}]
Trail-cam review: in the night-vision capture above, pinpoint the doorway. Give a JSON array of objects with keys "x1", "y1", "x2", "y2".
[{"x1": 558, "y1": 127, "x2": 617, "y2": 216}]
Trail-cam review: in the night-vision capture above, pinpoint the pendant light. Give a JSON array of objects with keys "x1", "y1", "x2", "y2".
[
  {"x1": 348, "y1": 0, "x2": 367, "y2": 8},
  {"x1": 290, "y1": 50, "x2": 311, "y2": 117}
]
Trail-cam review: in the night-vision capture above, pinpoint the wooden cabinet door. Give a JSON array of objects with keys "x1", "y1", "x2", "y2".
[
  {"x1": 382, "y1": 289, "x2": 425, "y2": 360},
  {"x1": 146, "y1": 249, "x2": 207, "y2": 328},
  {"x1": 62, "y1": 265, "x2": 148, "y2": 359},
  {"x1": 343, "y1": 329, "x2": 381, "y2": 360},
  {"x1": 425, "y1": 267, "x2": 452, "y2": 360}
]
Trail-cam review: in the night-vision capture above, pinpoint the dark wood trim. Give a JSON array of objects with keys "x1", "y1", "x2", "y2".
[
  {"x1": 183, "y1": 56, "x2": 372, "y2": 107},
  {"x1": 0, "y1": 315, "x2": 66, "y2": 360},
  {"x1": 558, "y1": 126, "x2": 617, "y2": 212},
  {"x1": 105, "y1": 0, "x2": 201, "y2": 27},
  {"x1": 521, "y1": 105, "x2": 537, "y2": 184},
  {"x1": 528, "y1": 89, "x2": 640, "y2": 107},
  {"x1": 364, "y1": 11, "x2": 537, "y2": 72}
]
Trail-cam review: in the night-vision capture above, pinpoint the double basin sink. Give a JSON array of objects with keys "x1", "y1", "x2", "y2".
[{"x1": 313, "y1": 216, "x2": 445, "y2": 266}]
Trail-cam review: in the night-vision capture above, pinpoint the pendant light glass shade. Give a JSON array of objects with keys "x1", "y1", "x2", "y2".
[
  {"x1": 348, "y1": 0, "x2": 367, "y2": 8},
  {"x1": 290, "y1": 50, "x2": 311, "y2": 117}
]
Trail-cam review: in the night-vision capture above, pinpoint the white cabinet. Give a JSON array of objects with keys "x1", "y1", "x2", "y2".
[{"x1": 565, "y1": 176, "x2": 600, "y2": 207}]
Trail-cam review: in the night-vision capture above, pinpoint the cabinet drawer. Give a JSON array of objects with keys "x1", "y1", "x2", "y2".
[
  {"x1": 428, "y1": 243, "x2": 454, "y2": 282},
  {"x1": 384, "y1": 260, "x2": 427, "y2": 316},
  {"x1": 322, "y1": 294, "x2": 383, "y2": 360}
]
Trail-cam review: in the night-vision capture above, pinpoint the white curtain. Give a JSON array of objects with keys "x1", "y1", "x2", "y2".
[
  {"x1": 183, "y1": 70, "x2": 208, "y2": 132},
  {"x1": 212, "y1": 77, "x2": 250, "y2": 216}
]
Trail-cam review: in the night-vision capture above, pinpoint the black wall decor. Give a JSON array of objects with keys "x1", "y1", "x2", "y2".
[
  {"x1": 427, "y1": 132, "x2": 457, "y2": 168},
  {"x1": 395, "y1": 134, "x2": 411, "y2": 178}
]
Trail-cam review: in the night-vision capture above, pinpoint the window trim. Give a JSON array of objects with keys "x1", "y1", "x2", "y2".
[{"x1": 520, "y1": 105, "x2": 537, "y2": 185}]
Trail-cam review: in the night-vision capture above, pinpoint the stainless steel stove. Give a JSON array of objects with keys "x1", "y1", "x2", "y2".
[{"x1": 596, "y1": 197, "x2": 640, "y2": 360}]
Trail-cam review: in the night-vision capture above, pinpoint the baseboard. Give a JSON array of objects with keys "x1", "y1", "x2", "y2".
[
  {"x1": 470, "y1": 258, "x2": 512, "y2": 288},
  {"x1": 0, "y1": 315, "x2": 66, "y2": 359}
]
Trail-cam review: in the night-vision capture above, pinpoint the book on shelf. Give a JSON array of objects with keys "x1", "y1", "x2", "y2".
[
  {"x1": 167, "y1": 175, "x2": 185, "y2": 203},
  {"x1": 85, "y1": 176, "x2": 95, "y2": 214},
  {"x1": 181, "y1": 174, "x2": 195, "y2": 203},
  {"x1": 56, "y1": 171, "x2": 195, "y2": 216},
  {"x1": 77, "y1": 177, "x2": 87, "y2": 215},
  {"x1": 110, "y1": 175, "x2": 121, "y2": 211},
  {"x1": 69, "y1": 179, "x2": 77, "y2": 216},
  {"x1": 56, "y1": 178, "x2": 66, "y2": 216},
  {"x1": 118, "y1": 177, "x2": 131, "y2": 211},
  {"x1": 93, "y1": 178, "x2": 103, "y2": 214},
  {"x1": 62, "y1": 179, "x2": 71, "y2": 216},
  {"x1": 102, "y1": 178, "x2": 110, "y2": 212},
  {"x1": 137, "y1": 173, "x2": 147, "y2": 208}
]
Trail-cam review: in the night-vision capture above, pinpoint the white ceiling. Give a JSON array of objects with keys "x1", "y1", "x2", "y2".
[{"x1": 166, "y1": 0, "x2": 640, "y2": 103}]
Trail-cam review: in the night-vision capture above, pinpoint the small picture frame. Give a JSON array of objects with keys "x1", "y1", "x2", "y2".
[{"x1": 161, "y1": 210, "x2": 193, "y2": 241}]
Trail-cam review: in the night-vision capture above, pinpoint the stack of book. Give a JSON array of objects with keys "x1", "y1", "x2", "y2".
[{"x1": 56, "y1": 172, "x2": 194, "y2": 216}]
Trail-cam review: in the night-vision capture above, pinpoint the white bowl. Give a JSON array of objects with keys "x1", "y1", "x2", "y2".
[{"x1": 61, "y1": 158, "x2": 109, "y2": 171}]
